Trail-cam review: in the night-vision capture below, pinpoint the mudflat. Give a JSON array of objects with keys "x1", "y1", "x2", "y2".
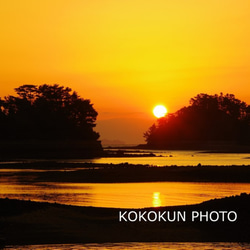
[
  {"x1": 0, "y1": 162, "x2": 250, "y2": 183},
  {"x1": 1, "y1": 162, "x2": 249, "y2": 246}
]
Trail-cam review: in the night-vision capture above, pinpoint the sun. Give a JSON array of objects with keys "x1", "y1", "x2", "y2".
[{"x1": 153, "y1": 105, "x2": 167, "y2": 118}]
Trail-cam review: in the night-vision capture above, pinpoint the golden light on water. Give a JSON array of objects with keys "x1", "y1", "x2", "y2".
[
  {"x1": 1, "y1": 179, "x2": 250, "y2": 208},
  {"x1": 152, "y1": 192, "x2": 162, "y2": 207}
]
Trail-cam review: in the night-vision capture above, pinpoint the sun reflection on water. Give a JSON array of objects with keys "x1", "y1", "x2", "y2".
[{"x1": 152, "y1": 192, "x2": 161, "y2": 207}]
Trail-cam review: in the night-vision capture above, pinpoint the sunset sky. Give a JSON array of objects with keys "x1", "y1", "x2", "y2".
[{"x1": 1, "y1": 0, "x2": 250, "y2": 145}]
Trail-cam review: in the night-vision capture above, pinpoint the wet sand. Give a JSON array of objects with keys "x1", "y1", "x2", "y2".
[{"x1": 0, "y1": 194, "x2": 249, "y2": 245}]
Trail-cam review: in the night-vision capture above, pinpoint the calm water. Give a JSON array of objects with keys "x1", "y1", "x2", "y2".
[
  {"x1": 0, "y1": 150, "x2": 250, "y2": 208},
  {"x1": 1, "y1": 180, "x2": 249, "y2": 208},
  {"x1": 1, "y1": 152, "x2": 250, "y2": 249},
  {"x1": 0, "y1": 150, "x2": 250, "y2": 166},
  {"x1": 71, "y1": 150, "x2": 250, "y2": 166},
  {"x1": 3, "y1": 242, "x2": 250, "y2": 250}
]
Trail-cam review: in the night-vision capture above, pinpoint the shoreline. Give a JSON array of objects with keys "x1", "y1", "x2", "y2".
[
  {"x1": 1, "y1": 161, "x2": 249, "y2": 246},
  {"x1": 1, "y1": 162, "x2": 250, "y2": 183},
  {"x1": 133, "y1": 143, "x2": 250, "y2": 153},
  {"x1": 1, "y1": 194, "x2": 250, "y2": 245}
]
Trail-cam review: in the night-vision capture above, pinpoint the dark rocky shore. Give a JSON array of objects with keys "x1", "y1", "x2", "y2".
[{"x1": 0, "y1": 194, "x2": 249, "y2": 246}]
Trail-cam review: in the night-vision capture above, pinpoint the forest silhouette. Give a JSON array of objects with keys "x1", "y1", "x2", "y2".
[
  {"x1": 1, "y1": 86, "x2": 250, "y2": 155},
  {"x1": 144, "y1": 93, "x2": 250, "y2": 149},
  {"x1": 0, "y1": 84, "x2": 102, "y2": 158}
]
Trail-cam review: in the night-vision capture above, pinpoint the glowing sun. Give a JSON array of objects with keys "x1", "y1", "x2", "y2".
[{"x1": 153, "y1": 105, "x2": 167, "y2": 118}]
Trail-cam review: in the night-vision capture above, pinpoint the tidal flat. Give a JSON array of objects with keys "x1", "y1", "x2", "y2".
[
  {"x1": 0, "y1": 161, "x2": 250, "y2": 183},
  {"x1": 1, "y1": 162, "x2": 249, "y2": 246}
]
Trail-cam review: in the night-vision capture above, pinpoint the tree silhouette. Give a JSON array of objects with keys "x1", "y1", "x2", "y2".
[
  {"x1": 144, "y1": 93, "x2": 250, "y2": 149},
  {"x1": 0, "y1": 84, "x2": 99, "y2": 141}
]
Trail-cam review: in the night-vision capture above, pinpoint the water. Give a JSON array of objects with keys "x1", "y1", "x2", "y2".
[
  {"x1": 1, "y1": 181, "x2": 249, "y2": 208},
  {"x1": 66, "y1": 150, "x2": 250, "y2": 166},
  {"x1": 0, "y1": 150, "x2": 250, "y2": 208},
  {"x1": 3, "y1": 242, "x2": 250, "y2": 250},
  {"x1": 0, "y1": 150, "x2": 250, "y2": 167},
  {"x1": 1, "y1": 152, "x2": 250, "y2": 249}
]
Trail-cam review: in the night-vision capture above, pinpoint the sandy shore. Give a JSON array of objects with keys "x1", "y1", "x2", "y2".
[{"x1": 0, "y1": 194, "x2": 249, "y2": 245}]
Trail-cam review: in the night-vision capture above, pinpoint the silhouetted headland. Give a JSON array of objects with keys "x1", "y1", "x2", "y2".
[
  {"x1": 143, "y1": 93, "x2": 250, "y2": 151},
  {"x1": 0, "y1": 84, "x2": 103, "y2": 159}
]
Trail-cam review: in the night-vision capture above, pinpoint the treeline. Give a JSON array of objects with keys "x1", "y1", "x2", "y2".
[
  {"x1": 144, "y1": 93, "x2": 250, "y2": 149},
  {"x1": 0, "y1": 84, "x2": 102, "y2": 158},
  {"x1": 0, "y1": 84, "x2": 99, "y2": 141}
]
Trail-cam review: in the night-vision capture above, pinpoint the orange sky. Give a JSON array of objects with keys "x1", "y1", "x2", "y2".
[{"x1": 0, "y1": 0, "x2": 250, "y2": 145}]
